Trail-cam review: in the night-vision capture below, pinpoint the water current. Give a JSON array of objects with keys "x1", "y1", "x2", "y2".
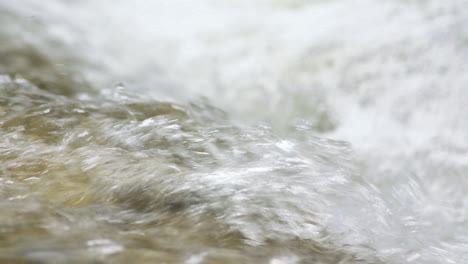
[{"x1": 1, "y1": 0, "x2": 468, "y2": 263}]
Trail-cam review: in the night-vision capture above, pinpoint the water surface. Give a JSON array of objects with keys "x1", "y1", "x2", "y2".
[{"x1": 1, "y1": 0, "x2": 468, "y2": 263}]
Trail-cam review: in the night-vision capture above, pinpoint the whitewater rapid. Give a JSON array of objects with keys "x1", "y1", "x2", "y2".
[{"x1": 0, "y1": 0, "x2": 468, "y2": 263}]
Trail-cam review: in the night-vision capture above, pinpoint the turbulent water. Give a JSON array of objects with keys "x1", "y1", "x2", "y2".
[{"x1": 1, "y1": 0, "x2": 468, "y2": 263}]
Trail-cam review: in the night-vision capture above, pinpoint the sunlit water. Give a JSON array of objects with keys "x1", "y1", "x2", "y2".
[{"x1": 1, "y1": 0, "x2": 468, "y2": 263}]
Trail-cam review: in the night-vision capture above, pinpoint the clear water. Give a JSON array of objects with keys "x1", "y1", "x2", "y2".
[{"x1": 1, "y1": 0, "x2": 468, "y2": 263}]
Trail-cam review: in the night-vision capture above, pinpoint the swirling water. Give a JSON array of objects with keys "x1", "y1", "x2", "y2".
[{"x1": 1, "y1": 0, "x2": 468, "y2": 263}]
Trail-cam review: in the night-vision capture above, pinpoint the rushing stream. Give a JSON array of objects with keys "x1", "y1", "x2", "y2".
[{"x1": 1, "y1": 0, "x2": 468, "y2": 263}]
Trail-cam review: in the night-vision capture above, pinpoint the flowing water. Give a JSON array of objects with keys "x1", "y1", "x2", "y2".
[{"x1": 1, "y1": 0, "x2": 468, "y2": 263}]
